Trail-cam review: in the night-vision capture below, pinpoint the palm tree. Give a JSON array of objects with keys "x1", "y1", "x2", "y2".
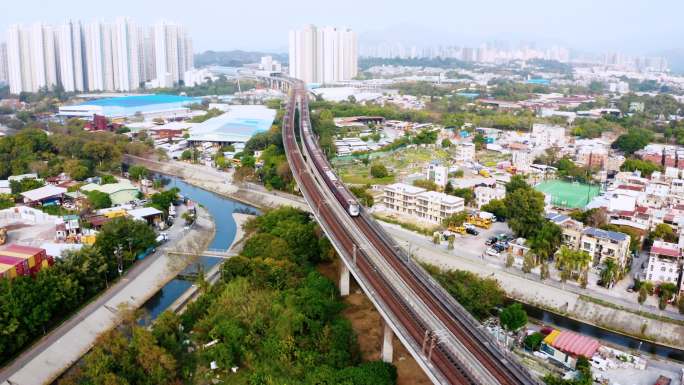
[
  {"x1": 556, "y1": 246, "x2": 592, "y2": 282},
  {"x1": 600, "y1": 259, "x2": 619, "y2": 289}
]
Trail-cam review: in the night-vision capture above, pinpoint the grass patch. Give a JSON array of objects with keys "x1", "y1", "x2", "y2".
[
  {"x1": 372, "y1": 213, "x2": 438, "y2": 236},
  {"x1": 340, "y1": 173, "x2": 395, "y2": 185}
]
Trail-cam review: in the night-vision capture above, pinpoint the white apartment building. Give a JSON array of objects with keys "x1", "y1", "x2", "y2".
[
  {"x1": 426, "y1": 164, "x2": 448, "y2": 188},
  {"x1": 152, "y1": 21, "x2": 193, "y2": 88},
  {"x1": 0, "y1": 43, "x2": 8, "y2": 84},
  {"x1": 57, "y1": 21, "x2": 85, "y2": 92},
  {"x1": 383, "y1": 183, "x2": 464, "y2": 224},
  {"x1": 288, "y1": 25, "x2": 357, "y2": 84},
  {"x1": 454, "y1": 143, "x2": 475, "y2": 162},
  {"x1": 551, "y1": 213, "x2": 632, "y2": 269},
  {"x1": 6, "y1": 19, "x2": 193, "y2": 94},
  {"x1": 474, "y1": 185, "x2": 505, "y2": 208},
  {"x1": 532, "y1": 123, "x2": 566, "y2": 149},
  {"x1": 512, "y1": 150, "x2": 533, "y2": 171},
  {"x1": 645, "y1": 240, "x2": 681, "y2": 285},
  {"x1": 7, "y1": 23, "x2": 58, "y2": 94}
]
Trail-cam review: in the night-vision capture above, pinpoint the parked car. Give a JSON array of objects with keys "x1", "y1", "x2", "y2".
[
  {"x1": 493, "y1": 243, "x2": 506, "y2": 252},
  {"x1": 466, "y1": 227, "x2": 479, "y2": 236},
  {"x1": 486, "y1": 248, "x2": 501, "y2": 257},
  {"x1": 485, "y1": 237, "x2": 497, "y2": 245}
]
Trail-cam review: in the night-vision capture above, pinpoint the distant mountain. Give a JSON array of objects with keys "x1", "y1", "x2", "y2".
[{"x1": 194, "y1": 50, "x2": 288, "y2": 68}]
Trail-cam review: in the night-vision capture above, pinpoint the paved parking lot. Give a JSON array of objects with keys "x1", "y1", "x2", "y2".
[{"x1": 441, "y1": 221, "x2": 513, "y2": 262}]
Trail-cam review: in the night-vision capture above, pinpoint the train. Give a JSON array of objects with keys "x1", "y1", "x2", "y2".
[{"x1": 297, "y1": 92, "x2": 360, "y2": 217}]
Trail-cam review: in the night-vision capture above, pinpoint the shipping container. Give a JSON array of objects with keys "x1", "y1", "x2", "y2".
[
  {"x1": 0, "y1": 262, "x2": 16, "y2": 279},
  {"x1": 0, "y1": 255, "x2": 27, "y2": 276}
]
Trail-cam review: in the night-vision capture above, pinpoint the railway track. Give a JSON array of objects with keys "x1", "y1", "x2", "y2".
[{"x1": 279, "y1": 77, "x2": 540, "y2": 385}]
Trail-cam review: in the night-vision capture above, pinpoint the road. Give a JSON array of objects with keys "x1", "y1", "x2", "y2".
[
  {"x1": 0, "y1": 204, "x2": 215, "y2": 385},
  {"x1": 380, "y1": 221, "x2": 684, "y2": 322}
]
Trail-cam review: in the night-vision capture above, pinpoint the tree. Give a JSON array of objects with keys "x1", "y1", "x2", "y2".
[
  {"x1": 349, "y1": 186, "x2": 374, "y2": 207},
  {"x1": 505, "y1": 188, "x2": 545, "y2": 238},
  {"x1": 128, "y1": 165, "x2": 148, "y2": 181},
  {"x1": 579, "y1": 269, "x2": 589, "y2": 288},
  {"x1": 524, "y1": 332, "x2": 544, "y2": 351},
  {"x1": 94, "y1": 217, "x2": 156, "y2": 273},
  {"x1": 506, "y1": 254, "x2": 514, "y2": 268},
  {"x1": 505, "y1": 175, "x2": 530, "y2": 194},
  {"x1": 499, "y1": 303, "x2": 527, "y2": 331},
  {"x1": 148, "y1": 188, "x2": 179, "y2": 215},
  {"x1": 444, "y1": 181, "x2": 454, "y2": 194},
  {"x1": 638, "y1": 287, "x2": 648, "y2": 306},
  {"x1": 100, "y1": 174, "x2": 118, "y2": 184},
  {"x1": 441, "y1": 138, "x2": 452, "y2": 148},
  {"x1": 450, "y1": 188, "x2": 475, "y2": 206},
  {"x1": 413, "y1": 179, "x2": 439, "y2": 191},
  {"x1": 556, "y1": 246, "x2": 592, "y2": 281},
  {"x1": 10, "y1": 178, "x2": 44, "y2": 195},
  {"x1": 425, "y1": 265, "x2": 505, "y2": 320},
  {"x1": 528, "y1": 222, "x2": 562, "y2": 261},
  {"x1": 540, "y1": 262, "x2": 550, "y2": 281},
  {"x1": 481, "y1": 199, "x2": 508, "y2": 220},
  {"x1": 442, "y1": 211, "x2": 468, "y2": 228},
  {"x1": 63, "y1": 159, "x2": 91, "y2": 181},
  {"x1": 447, "y1": 236, "x2": 454, "y2": 250},
  {"x1": 180, "y1": 150, "x2": 192, "y2": 161},
  {"x1": 599, "y1": 259, "x2": 620, "y2": 288},
  {"x1": 678, "y1": 296, "x2": 684, "y2": 315},
  {"x1": 620, "y1": 158, "x2": 662, "y2": 177},
  {"x1": 370, "y1": 163, "x2": 388, "y2": 179},
  {"x1": 659, "y1": 282, "x2": 678, "y2": 303},
  {"x1": 87, "y1": 190, "x2": 112, "y2": 209},
  {"x1": 612, "y1": 128, "x2": 653, "y2": 154},
  {"x1": 651, "y1": 223, "x2": 677, "y2": 243},
  {"x1": 522, "y1": 254, "x2": 535, "y2": 273}
]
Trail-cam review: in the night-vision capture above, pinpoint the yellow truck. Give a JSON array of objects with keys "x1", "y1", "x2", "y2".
[
  {"x1": 467, "y1": 215, "x2": 492, "y2": 229},
  {"x1": 448, "y1": 225, "x2": 467, "y2": 235}
]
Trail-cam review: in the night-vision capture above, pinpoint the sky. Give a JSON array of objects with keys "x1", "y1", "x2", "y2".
[{"x1": 1, "y1": 0, "x2": 682, "y2": 55}]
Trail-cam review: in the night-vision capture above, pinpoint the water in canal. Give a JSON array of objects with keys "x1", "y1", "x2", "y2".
[
  {"x1": 522, "y1": 303, "x2": 684, "y2": 363},
  {"x1": 141, "y1": 175, "x2": 259, "y2": 320}
]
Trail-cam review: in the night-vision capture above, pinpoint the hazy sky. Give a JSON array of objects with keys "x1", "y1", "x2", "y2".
[{"x1": 1, "y1": 0, "x2": 682, "y2": 54}]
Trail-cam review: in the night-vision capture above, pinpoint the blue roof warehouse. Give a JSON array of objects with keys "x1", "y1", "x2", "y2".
[{"x1": 58, "y1": 94, "x2": 198, "y2": 119}]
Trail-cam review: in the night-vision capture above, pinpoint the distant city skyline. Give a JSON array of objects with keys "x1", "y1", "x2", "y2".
[{"x1": 1, "y1": 0, "x2": 683, "y2": 57}]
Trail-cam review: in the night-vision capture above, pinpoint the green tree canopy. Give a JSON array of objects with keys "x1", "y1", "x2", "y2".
[
  {"x1": 86, "y1": 190, "x2": 112, "y2": 209},
  {"x1": 499, "y1": 303, "x2": 528, "y2": 331}
]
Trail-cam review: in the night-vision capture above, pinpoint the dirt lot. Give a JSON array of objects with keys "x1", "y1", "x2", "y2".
[{"x1": 318, "y1": 260, "x2": 431, "y2": 385}]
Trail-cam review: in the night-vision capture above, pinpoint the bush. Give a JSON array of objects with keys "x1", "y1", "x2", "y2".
[
  {"x1": 412, "y1": 179, "x2": 438, "y2": 191},
  {"x1": 86, "y1": 190, "x2": 112, "y2": 209},
  {"x1": 370, "y1": 163, "x2": 389, "y2": 178},
  {"x1": 524, "y1": 332, "x2": 544, "y2": 351}
]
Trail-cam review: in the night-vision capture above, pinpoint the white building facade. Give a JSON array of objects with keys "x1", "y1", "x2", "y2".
[
  {"x1": 288, "y1": 25, "x2": 357, "y2": 84},
  {"x1": 6, "y1": 19, "x2": 193, "y2": 94},
  {"x1": 0, "y1": 42, "x2": 7, "y2": 84},
  {"x1": 383, "y1": 183, "x2": 464, "y2": 224}
]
